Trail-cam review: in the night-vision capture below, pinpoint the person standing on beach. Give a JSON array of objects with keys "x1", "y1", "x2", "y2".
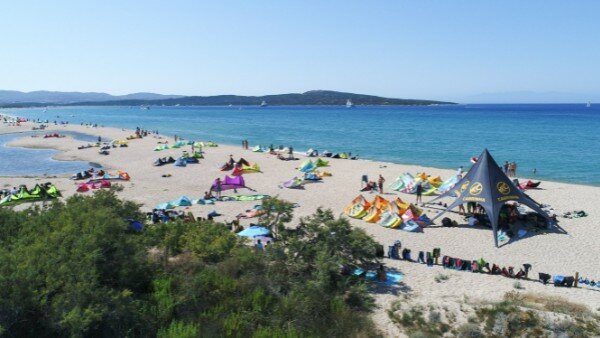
[
  {"x1": 378, "y1": 174, "x2": 385, "y2": 194},
  {"x1": 458, "y1": 203, "x2": 466, "y2": 216},
  {"x1": 457, "y1": 166, "x2": 464, "y2": 177},
  {"x1": 503, "y1": 161, "x2": 509, "y2": 175},
  {"x1": 415, "y1": 181, "x2": 423, "y2": 204},
  {"x1": 215, "y1": 178, "x2": 222, "y2": 198},
  {"x1": 513, "y1": 162, "x2": 518, "y2": 177}
]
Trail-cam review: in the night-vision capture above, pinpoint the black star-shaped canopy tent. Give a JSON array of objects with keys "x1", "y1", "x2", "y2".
[{"x1": 426, "y1": 149, "x2": 554, "y2": 247}]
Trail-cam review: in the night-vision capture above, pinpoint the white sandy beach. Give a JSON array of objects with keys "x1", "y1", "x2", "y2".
[{"x1": 1, "y1": 120, "x2": 599, "y2": 336}]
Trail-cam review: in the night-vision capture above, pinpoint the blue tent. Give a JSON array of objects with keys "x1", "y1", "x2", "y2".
[
  {"x1": 156, "y1": 202, "x2": 175, "y2": 210},
  {"x1": 172, "y1": 196, "x2": 192, "y2": 206},
  {"x1": 237, "y1": 225, "x2": 270, "y2": 238},
  {"x1": 174, "y1": 157, "x2": 187, "y2": 167}
]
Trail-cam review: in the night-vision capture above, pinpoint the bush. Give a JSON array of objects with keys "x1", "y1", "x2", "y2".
[{"x1": 0, "y1": 194, "x2": 381, "y2": 337}]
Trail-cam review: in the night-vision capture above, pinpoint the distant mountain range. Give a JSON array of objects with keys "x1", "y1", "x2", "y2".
[
  {"x1": 0, "y1": 90, "x2": 454, "y2": 107},
  {"x1": 0, "y1": 90, "x2": 183, "y2": 105}
]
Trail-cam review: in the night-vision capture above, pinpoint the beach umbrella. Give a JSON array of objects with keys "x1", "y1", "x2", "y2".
[{"x1": 237, "y1": 225, "x2": 270, "y2": 238}]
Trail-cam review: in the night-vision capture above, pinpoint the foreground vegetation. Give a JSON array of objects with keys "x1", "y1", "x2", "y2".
[
  {"x1": 0, "y1": 191, "x2": 382, "y2": 337},
  {"x1": 388, "y1": 291, "x2": 600, "y2": 337}
]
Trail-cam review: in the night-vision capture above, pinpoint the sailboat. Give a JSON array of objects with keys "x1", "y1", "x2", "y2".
[
  {"x1": 587, "y1": 101, "x2": 591, "y2": 108},
  {"x1": 346, "y1": 99, "x2": 354, "y2": 108},
  {"x1": 260, "y1": 100, "x2": 267, "y2": 107}
]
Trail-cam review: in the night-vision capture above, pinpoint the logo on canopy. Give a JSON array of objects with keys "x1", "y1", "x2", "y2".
[
  {"x1": 460, "y1": 180, "x2": 470, "y2": 192},
  {"x1": 469, "y1": 182, "x2": 483, "y2": 195},
  {"x1": 497, "y1": 181, "x2": 510, "y2": 195}
]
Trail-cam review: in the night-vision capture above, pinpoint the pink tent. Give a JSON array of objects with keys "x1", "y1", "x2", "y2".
[{"x1": 211, "y1": 175, "x2": 249, "y2": 191}]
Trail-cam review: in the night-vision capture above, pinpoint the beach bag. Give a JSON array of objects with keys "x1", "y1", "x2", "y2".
[{"x1": 442, "y1": 217, "x2": 453, "y2": 227}]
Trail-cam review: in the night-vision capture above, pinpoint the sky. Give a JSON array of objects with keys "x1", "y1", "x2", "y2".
[{"x1": 1, "y1": 1, "x2": 600, "y2": 103}]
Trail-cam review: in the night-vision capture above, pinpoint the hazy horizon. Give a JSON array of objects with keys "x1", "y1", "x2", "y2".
[{"x1": 2, "y1": 1, "x2": 600, "y2": 103}]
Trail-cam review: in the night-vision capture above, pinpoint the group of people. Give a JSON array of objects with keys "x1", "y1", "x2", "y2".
[
  {"x1": 361, "y1": 174, "x2": 386, "y2": 194},
  {"x1": 503, "y1": 161, "x2": 518, "y2": 177},
  {"x1": 135, "y1": 126, "x2": 156, "y2": 138}
]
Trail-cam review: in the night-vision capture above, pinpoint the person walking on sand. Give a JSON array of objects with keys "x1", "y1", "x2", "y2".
[
  {"x1": 415, "y1": 181, "x2": 423, "y2": 205},
  {"x1": 378, "y1": 174, "x2": 385, "y2": 194},
  {"x1": 288, "y1": 146, "x2": 294, "y2": 159}
]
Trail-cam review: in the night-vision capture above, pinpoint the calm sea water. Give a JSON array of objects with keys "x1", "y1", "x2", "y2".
[
  {"x1": 3, "y1": 104, "x2": 599, "y2": 185},
  {"x1": 0, "y1": 131, "x2": 98, "y2": 176}
]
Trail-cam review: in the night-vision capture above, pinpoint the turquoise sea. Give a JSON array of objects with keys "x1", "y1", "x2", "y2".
[
  {"x1": 3, "y1": 104, "x2": 599, "y2": 185},
  {"x1": 0, "y1": 131, "x2": 100, "y2": 176}
]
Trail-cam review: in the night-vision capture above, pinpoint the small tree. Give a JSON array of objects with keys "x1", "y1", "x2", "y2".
[{"x1": 258, "y1": 197, "x2": 294, "y2": 240}]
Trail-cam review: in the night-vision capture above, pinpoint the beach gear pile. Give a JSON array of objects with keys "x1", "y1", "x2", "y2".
[
  {"x1": 344, "y1": 195, "x2": 431, "y2": 232},
  {"x1": 173, "y1": 151, "x2": 203, "y2": 167},
  {"x1": 43, "y1": 133, "x2": 65, "y2": 138},
  {"x1": 111, "y1": 139, "x2": 129, "y2": 147},
  {"x1": 220, "y1": 158, "x2": 260, "y2": 175},
  {"x1": 387, "y1": 242, "x2": 534, "y2": 281},
  {"x1": 513, "y1": 179, "x2": 541, "y2": 190},
  {"x1": 154, "y1": 140, "x2": 210, "y2": 151},
  {"x1": 280, "y1": 158, "x2": 332, "y2": 189},
  {"x1": 390, "y1": 172, "x2": 458, "y2": 196},
  {"x1": 232, "y1": 163, "x2": 261, "y2": 176},
  {"x1": 72, "y1": 170, "x2": 130, "y2": 181},
  {"x1": 155, "y1": 194, "x2": 270, "y2": 210},
  {"x1": 154, "y1": 156, "x2": 176, "y2": 166},
  {"x1": 0, "y1": 183, "x2": 61, "y2": 206},
  {"x1": 76, "y1": 180, "x2": 112, "y2": 192},
  {"x1": 303, "y1": 148, "x2": 358, "y2": 159}
]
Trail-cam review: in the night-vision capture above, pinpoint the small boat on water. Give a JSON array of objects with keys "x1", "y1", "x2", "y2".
[
  {"x1": 346, "y1": 99, "x2": 354, "y2": 108},
  {"x1": 586, "y1": 101, "x2": 591, "y2": 108},
  {"x1": 140, "y1": 105, "x2": 150, "y2": 110},
  {"x1": 260, "y1": 100, "x2": 268, "y2": 107}
]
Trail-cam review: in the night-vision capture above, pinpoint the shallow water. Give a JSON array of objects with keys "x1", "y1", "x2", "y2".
[
  {"x1": 0, "y1": 131, "x2": 98, "y2": 176},
  {"x1": 4, "y1": 104, "x2": 600, "y2": 185}
]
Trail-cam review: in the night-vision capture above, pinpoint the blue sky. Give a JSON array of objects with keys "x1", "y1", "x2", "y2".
[{"x1": 2, "y1": 1, "x2": 599, "y2": 102}]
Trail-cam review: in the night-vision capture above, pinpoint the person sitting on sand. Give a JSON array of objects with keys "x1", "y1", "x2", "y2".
[
  {"x1": 361, "y1": 181, "x2": 377, "y2": 192},
  {"x1": 203, "y1": 191, "x2": 213, "y2": 200},
  {"x1": 228, "y1": 155, "x2": 235, "y2": 165}
]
